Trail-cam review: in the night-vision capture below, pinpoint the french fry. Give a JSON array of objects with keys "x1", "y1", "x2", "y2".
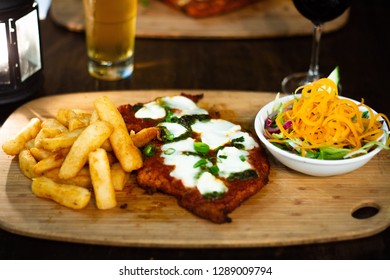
[
  {"x1": 94, "y1": 96, "x2": 142, "y2": 172},
  {"x1": 105, "y1": 151, "x2": 117, "y2": 165},
  {"x1": 58, "y1": 120, "x2": 113, "y2": 179},
  {"x1": 89, "y1": 148, "x2": 116, "y2": 209},
  {"x1": 131, "y1": 127, "x2": 160, "y2": 147},
  {"x1": 76, "y1": 166, "x2": 91, "y2": 176},
  {"x1": 35, "y1": 128, "x2": 84, "y2": 152},
  {"x1": 100, "y1": 139, "x2": 113, "y2": 152},
  {"x1": 29, "y1": 147, "x2": 52, "y2": 161},
  {"x1": 89, "y1": 110, "x2": 113, "y2": 151},
  {"x1": 56, "y1": 108, "x2": 73, "y2": 127},
  {"x1": 4, "y1": 95, "x2": 152, "y2": 212},
  {"x1": 32, "y1": 176, "x2": 91, "y2": 210},
  {"x1": 19, "y1": 149, "x2": 38, "y2": 179},
  {"x1": 111, "y1": 162, "x2": 129, "y2": 191},
  {"x1": 68, "y1": 116, "x2": 89, "y2": 131},
  {"x1": 56, "y1": 108, "x2": 91, "y2": 128},
  {"x1": 44, "y1": 167, "x2": 92, "y2": 188},
  {"x1": 34, "y1": 119, "x2": 68, "y2": 145},
  {"x1": 89, "y1": 110, "x2": 100, "y2": 123},
  {"x1": 33, "y1": 151, "x2": 67, "y2": 175},
  {"x1": 41, "y1": 118, "x2": 68, "y2": 132},
  {"x1": 34, "y1": 128, "x2": 62, "y2": 147},
  {"x1": 2, "y1": 117, "x2": 42, "y2": 156},
  {"x1": 25, "y1": 139, "x2": 36, "y2": 150}
]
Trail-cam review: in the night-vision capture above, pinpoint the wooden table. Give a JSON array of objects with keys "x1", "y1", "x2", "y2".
[{"x1": 1, "y1": 0, "x2": 389, "y2": 259}]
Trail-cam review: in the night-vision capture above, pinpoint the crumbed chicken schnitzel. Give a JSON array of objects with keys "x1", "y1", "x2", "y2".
[
  {"x1": 118, "y1": 94, "x2": 270, "y2": 223},
  {"x1": 161, "y1": 0, "x2": 261, "y2": 18}
]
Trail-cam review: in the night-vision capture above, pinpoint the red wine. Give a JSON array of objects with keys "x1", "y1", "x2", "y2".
[{"x1": 293, "y1": 0, "x2": 351, "y2": 24}]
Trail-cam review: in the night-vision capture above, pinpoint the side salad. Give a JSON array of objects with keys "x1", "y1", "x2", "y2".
[{"x1": 264, "y1": 75, "x2": 390, "y2": 160}]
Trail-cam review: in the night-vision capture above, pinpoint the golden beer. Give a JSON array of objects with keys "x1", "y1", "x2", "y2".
[{"x1": 83, "y1": 0, "x2": 137, "y2": 80}]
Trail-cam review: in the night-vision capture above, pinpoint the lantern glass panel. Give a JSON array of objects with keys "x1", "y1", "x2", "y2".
[
  {"x1": 0, "y1": 22, "x2": 10, "y2": 85},
  {"x1": 15, "y1": 8, "x2": 41, "y2": 82}
]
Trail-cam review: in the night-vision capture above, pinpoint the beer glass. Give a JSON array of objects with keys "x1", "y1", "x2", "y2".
[{"x1": 83, "y1": 0, "x2": 137, "y2": 81}]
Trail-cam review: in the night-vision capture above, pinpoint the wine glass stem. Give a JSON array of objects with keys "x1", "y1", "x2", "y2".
[{"x1": 307, "y1": 23, "x2": 323, "y2": 82}]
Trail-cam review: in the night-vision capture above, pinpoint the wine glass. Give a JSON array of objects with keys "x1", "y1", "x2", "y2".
[{"x1": 281, "y1": 0, "x2": 351, "y2": 93}]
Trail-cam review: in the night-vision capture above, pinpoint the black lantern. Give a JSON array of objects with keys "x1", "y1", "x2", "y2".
[{"x1": 0, "y1": 0, "x2": 43, "y2": 104}]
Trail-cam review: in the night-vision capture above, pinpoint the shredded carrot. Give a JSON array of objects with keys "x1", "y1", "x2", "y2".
[{"x1": 269, "y1": 78, "x2": 390, "y2": 156}]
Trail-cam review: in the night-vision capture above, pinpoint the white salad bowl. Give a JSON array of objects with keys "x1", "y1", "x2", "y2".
[{"x1": 254, "y1": 94, "x2": 389, "y2": 176}]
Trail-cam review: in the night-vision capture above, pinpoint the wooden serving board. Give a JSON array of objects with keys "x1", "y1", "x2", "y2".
[
  {"x1": 1, "y1": 90, "x2": 389, "y2": 248},
  {"x1": 49, "y1": 0, "x2": 349, "y2": 38}
]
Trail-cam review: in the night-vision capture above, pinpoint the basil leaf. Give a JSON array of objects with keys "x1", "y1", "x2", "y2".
[
  {"x1": 203, "y1": 191, "x2": 225, "y2": 200},
  {"x1": 227, "y1": 169, "x2": 258, "y2": 181}
]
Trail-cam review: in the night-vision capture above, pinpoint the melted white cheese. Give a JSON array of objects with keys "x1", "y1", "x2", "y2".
[
  {"x1": 161, "y1": 138, "x2": 195, "y2": 154},
  {"x1": 163, "y1": 153, "x2": 202, "y2": 188},
  {"x1": 197, "y1": 172, "x2": 228, "y2": 195},
  {"x1": 135, "y1": 96, "x2": 208, "y2": 120},
  {"x1": 229, "y1": 131, "x2": 259, "y2": 150},
  {"x1": 161, "y1": 139, "x2": 227, "y2": 195},
  {"x1": 158, "y1": 122, "x2": 188, "y2": 139},
  {"x1": 191, "y1": 120, "x2": 258, "y2": 150},
  {"x1": 134, "y1": 101, "x2": 166, "y2": 119},
  {"x1": 191, "y1": 119, "x2": 241, "y2": 149},
  {"x1": 160, "y1": 96, "x2": 208, "y2": 116},
  {"x1": 217, "y1": 147, "x2": 253, "y2": 178}
]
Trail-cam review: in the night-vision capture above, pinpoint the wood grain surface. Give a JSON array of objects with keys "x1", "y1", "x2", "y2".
[
  {"x1": 50, "y1": 0, "x2": 349, "y2": 38},
  {"x1": 0, "y1": 91, "x2": 389, "y2": 248}
]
